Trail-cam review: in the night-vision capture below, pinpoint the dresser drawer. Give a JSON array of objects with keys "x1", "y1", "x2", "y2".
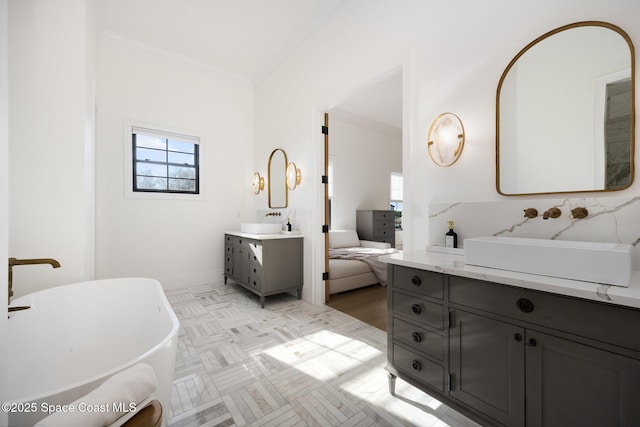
[
  {"x1": 449, "y1": 275, "x2": 640, "y2": 352},
  {"x1": 372, "y1": 210, "x2": 393, "y2": 221},
  {"x1": 393, "y1": 292, "x2": 444, "y2": 330},
  {"x1": 372, "y1": 228, "x2": 394, "y2": 241},
  {"x1": 393, "y1": 344, "x2": 444, "y2": 392},
  {"x1": 394, "y1": 318, "x2": 444, "y2": 361},
  {"x1": 373, "y1": 218, "x2": 394, "y2": 230},
  {"x1": 394, "y1": 266, "x2": 444, "y2": 300}
]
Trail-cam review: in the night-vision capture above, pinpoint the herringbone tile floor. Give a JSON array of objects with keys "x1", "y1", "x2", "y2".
[{"x1": 165, "y1": 282, "x2": 479, "y2": 427}]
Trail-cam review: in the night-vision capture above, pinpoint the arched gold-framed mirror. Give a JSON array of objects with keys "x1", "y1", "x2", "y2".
[
  {"x1": 497, "y1": 21, "x2": 635, "y2": 195},
  {"x1": 268, "y1": 148, "x2": 288, "y2": 208}
]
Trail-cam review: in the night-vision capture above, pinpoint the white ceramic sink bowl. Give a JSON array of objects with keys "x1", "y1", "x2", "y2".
[
  {"x1": 240, "y1": 223, "x2": 282, "y2": 234},
  {"x1": 464, "y1": 236, "x2": 633, "y2": 287}
]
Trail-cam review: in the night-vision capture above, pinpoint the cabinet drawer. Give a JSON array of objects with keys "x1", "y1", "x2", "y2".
[
  {"x1": 450, "y1": 276, "x2": 640, "y2": 353},
  {"x1": 248, "y1": 270, "x2": 261, "y2": 291},
  {"x1": 224, "y1": 265, "x2": 233, "y2": 276},
  {"x1": 394, "y1": 266, "x2": 444, "y2": 300},
  {"x1": 247, "y1": 241, "x2": 263, "y2": 263},
  {"x1": 393, "y1": 344, "x2": 444, "y2": 392},
  {"x1": 248, "y1": 263, "x2": 262, "y2": 277},
  {"x1": 393, "y1": 292, "x2": 444, "y2": 330},
  {"x1": 394, "y1": 318, "x2": 444, "y2": 361}
]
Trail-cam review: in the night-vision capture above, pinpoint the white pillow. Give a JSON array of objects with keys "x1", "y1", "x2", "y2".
[{"x1": 329, "y1": 230, "x2": 361, "y2": 248}]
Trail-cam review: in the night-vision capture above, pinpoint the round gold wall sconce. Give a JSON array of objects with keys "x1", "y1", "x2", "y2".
[
  {"x1": 427, "y1": 112, "x2": 465, "y2": 167},
  {"x1": 251, "y1": 172, "x2": 264, "y2": 195},
  {"x1": 286, "y1": 162, "x2": 302, "y2": 190}
]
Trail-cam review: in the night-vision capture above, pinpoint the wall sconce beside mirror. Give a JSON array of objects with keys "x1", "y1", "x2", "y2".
[
  {"x1": 428, "y1": 112, "x2": 465, "y2": 167},
  {"x1": 268, "y1": 148, "x2": 288, "y2": 208},
  {"x1": 251, "y1": 172, "x2": 264, "y2": 195},
  {"x1": 497, "y1": 21, "x2": 635, "y2": 195},
  {"x1": 286, "y1": 162, "x2": 301, "y2": 190}
]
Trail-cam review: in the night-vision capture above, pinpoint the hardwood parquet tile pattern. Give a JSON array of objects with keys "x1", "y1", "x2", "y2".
[{"x1": 165, "y1": 282, "x2": 479, "y2": 427}]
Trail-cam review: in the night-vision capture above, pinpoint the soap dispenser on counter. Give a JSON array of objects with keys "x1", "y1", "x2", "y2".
[{"x1": 445, "y1": 220, "x2": 458, "y2": 248}]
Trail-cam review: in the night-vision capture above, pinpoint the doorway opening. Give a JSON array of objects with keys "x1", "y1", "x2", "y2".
[{"x1": 322, "y1": 69, "x2": 403, "y2": 330}]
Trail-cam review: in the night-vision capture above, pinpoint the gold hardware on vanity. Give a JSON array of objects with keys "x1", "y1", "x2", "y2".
[
  {"x1": 523, "y1": 208, "x2": 538, "y2": 218},
  {"x1": 8, "y1": 257, "x2": 61, "y2": 304},
  {"x1": 8, "y1": 305, "x2": 30, "y2": 312},
  {"x1": 542, "y1": 207, "x2": 561, "y2": 220},
  {"x1": 571, "y1": 207, "x2": 589, "y2": 219}
]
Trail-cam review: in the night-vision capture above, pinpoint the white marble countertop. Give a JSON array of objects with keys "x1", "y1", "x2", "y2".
[
  {"x1": 379, "y1": 248, "x2": 640, "y2": 309},
  {"x1": 225, "y1": 230, "x2": 302, "y2": 239}
]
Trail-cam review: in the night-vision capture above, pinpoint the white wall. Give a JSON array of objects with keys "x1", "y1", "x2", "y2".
[
  {"x1": 329, "y1": 113, "x2": 401, "y2": 230},
  {"x1": 8, "y1": 0, "x2": 95, "y2": 297},
  {"x1": 254, "y1": 0, "x2": 640, "y2": 304},
  {"x1": 95, "y1": 35, "x2": 254, "y2": 289},
  {"x1": 0, "y1": 0, "x2": 9, "y2": 423}
]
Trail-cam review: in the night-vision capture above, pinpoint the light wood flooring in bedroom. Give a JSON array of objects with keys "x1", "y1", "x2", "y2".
[{"x1": 326, "y1": 284, "x2": 388, "y2": 331}]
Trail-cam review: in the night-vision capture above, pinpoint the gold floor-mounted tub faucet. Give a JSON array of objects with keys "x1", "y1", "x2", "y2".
[{"x1": 8, "y1": 257, "x2": 61, "y2": 304}]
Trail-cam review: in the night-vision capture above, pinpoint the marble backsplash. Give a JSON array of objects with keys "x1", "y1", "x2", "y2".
[{"x1": 429, "y1": 196, "x2": 640, "y2": 269}]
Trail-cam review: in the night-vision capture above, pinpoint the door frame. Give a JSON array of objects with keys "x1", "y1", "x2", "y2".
[{"x1": 311, "y1": 52, "x2": 412, "y2": 305}]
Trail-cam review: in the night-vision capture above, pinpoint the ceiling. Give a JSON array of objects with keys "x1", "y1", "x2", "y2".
[
  {"x1": 332, "y1": 71, "x2": 402, "y2": 130},
  {"x1": 97, "y1": 0, "x2": 401, "y2": 130},
  {"x1": 96, "y1": 0, "x2": 343, "y2": 80}
]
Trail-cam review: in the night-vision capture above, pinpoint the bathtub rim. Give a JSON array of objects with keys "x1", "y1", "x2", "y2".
[{"x1": 8, "y1": 277, "x2": 180, "y2": 404}]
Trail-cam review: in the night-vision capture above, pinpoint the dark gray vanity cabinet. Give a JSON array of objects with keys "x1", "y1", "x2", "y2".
[
  {"x1": 224, "y1": 233, "x2": 303, "y2": 308},
  {"x1": 387, "y1": 265, "x2": 640, "y2": 427}
]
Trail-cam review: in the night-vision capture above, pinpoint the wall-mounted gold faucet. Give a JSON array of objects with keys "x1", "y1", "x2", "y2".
[
  {"x1": 8, "y1": 257, "x2": 61, "y2": 304},
  {"x1": 571, "y1": 207, "x2": 589, "y2": 219},
  {"x1": 266, "y1": 212, "x2": 281, "y2": 217},
  {"x1": 542, "y1": 207, "x2": 561, "y2": 220}
]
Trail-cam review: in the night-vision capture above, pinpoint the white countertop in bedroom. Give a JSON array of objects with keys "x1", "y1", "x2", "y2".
[
  {"x1": 379, "y1": 247, "x2": 640, "y2": 309},
  {"x1": 225, "y1": 230, "x2": 302, "y2": 239}
]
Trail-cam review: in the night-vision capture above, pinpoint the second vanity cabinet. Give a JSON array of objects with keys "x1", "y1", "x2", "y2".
[
  {"x1": 387, "y1": 265, "x2": 640, "y2": 427},
  {"x1": 224, "y1": 233, "x2": 303, "y2": 308}
]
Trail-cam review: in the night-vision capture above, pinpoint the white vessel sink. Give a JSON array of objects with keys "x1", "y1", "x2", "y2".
[
  {"x1": 464, "y1": 236, "x2": 633, "y2": 287},
  {"x1": 240, "y1": 223, "x2": 282, "y2": 234}
]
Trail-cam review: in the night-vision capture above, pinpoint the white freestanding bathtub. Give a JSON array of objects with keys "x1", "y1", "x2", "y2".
[{"x1": 7, "y1": 278, "x2": 180, "y2": 426}]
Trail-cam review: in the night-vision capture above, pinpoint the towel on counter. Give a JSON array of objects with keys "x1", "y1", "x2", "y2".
[{"x1": 35, "y1": 362, "x2": 158, "y2": 427}]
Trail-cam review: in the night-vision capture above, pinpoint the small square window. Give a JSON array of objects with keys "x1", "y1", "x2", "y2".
[{"x1": 132, "y1": 127, "x2": 200, "y2": 194}]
